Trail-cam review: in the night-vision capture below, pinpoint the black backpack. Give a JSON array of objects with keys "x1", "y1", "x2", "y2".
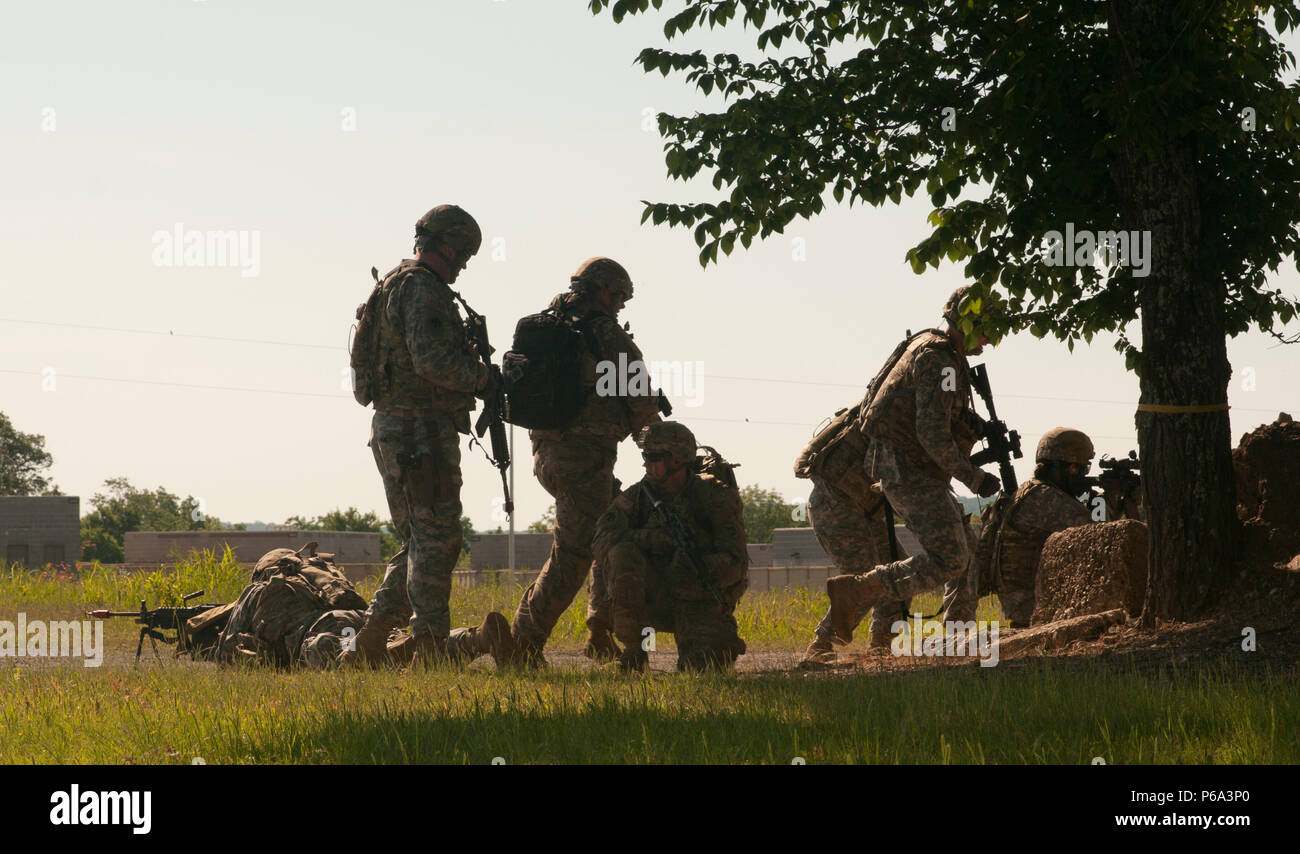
[{"x1": 501, "y1": 307, "x2": 593, "y2": 430}]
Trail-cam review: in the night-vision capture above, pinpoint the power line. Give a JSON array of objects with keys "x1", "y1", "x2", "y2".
[
  {"x1": 1, "y1": 316, "x2": 1291, "y2": 415},
  {"x1": 0, "y1": 369, "x2": 343, "y2": 399},
  {"x1": 0, "y1": 317, "x2": 341, "y2": 351},
  {"x1": 1, "y1": 367, "x2": 1289, "y2": 423}
]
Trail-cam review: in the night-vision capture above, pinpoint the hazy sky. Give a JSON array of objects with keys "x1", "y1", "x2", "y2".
[{"x1": 3, "y1": 1, "x2": 1297, "y2": 534}]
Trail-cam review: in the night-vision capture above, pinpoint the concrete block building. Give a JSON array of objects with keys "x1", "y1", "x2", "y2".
[
  {"x1": 124, "y1": 529, "x2": 381, "y2": 565},
  {"x1": 0, "y1": 496, "x2": 81, "y2": 566}
]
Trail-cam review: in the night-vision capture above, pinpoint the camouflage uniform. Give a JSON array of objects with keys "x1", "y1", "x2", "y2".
[
  {"x1": 510, "y1": 262, "x2": 660, "y2": 658},
  {"x1": 300, "y1": 610, "x2": 366, "y2": 668},
  {"x1": 991, "y1": 478, "x2": 1091, "y2": 625},
  {"x1": 592, "y1": 431, "x2": 748, "y2": 671},
  {"x1": 796, "y1": 405, "x2": 910, "y2": 649},
  {"x1": 363, "y1": 258, "x2": 487, "y2": 641},
  {"x1": 843, "y1": 313, "x2": 991, "y2": 629}
]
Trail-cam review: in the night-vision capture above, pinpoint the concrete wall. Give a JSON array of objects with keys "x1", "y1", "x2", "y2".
[
  {"x1": 468, "y1": 533, "x2": 553, "y2": 571},
  {"x1": 0, "y1": 496, "x2": 81, "y2": 565},
  {"x1": 124, "y1": 530, "x2": 380, "y2": 565},
  {"x1": 469, "y1": 536, "x2": 781, "y2": 573},
  {"x1": 460, "y1": 527, "x2": 928, "y2": 594}
]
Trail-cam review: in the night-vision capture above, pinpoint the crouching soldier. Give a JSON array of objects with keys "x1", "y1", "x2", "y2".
[
  {"x1": 977, "y1": 427, "x2": 1096, "y2": 626},
  {"x1": 591, "y1": 422, "x2": 748, "y2": 672}
]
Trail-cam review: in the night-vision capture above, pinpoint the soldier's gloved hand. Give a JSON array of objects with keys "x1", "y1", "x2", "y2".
[
  {"x1": 704, "y1": 554, "x2": 744, "y2": 589},
  {"x1": 475, "y1": 367, "x2": 498, "y2": 401},
  {"x1": 974, "y1": 471, "x2": 1002, "y2": 497}
]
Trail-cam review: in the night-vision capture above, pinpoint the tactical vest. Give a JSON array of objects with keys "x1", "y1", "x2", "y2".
[
  {"x1": 371, "y1": 260, "x2": 477, "y2": 417},
  {"x1": 991, "y1": 480, "x2": 1061, "y2": 591},
  {"x1": 635, "y1": 458, "x2": 748, "y2": 598},
  {"x1": 858, "y1": 330, "x2": 976, "y2": 465}
]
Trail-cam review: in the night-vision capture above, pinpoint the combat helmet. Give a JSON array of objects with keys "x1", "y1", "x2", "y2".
[
  {"x1": 636, "y1": 421, "x2": 696, "y2": 463},
  {"x1": 414, "y1": 204, "x2": 483, "y2": 257},
  {"x1": 1036, "y1": 428, "x2": 1095, "y2": 465},
  {"x1": 571, "y1": 257, "x2": 634, "y2": 301},
  {"x1": 942, "y1": 285, "x2": 972, "y2": 328},
  {"x1": 943, "y1": 284, "x2": 1006, "y2": 346}
]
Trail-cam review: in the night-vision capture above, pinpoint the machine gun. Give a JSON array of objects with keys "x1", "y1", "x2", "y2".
[
  {"x1": 1085, "y1": 450, "x2": 1142, "y2": 520},
  {"x1": 640, "y1": 483, "x2": 732, "y2": 614},
  {"x1": 452, "y1": 291, "x2": 513, "y2": 517},
  {"x1": 87, "y1": 589, "x2": 221, "y2": 661},
  {"x1": 967, "y1": 363, "x2": 1023, "y2": 493}
]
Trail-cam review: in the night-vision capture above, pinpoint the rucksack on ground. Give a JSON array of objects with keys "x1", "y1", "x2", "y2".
[
  {"x1": 501, "y1": 307, "x2": 592, "y2": 429},
  {"x1": 213, "y1": 543, "x2": 368, "y2": 667}
]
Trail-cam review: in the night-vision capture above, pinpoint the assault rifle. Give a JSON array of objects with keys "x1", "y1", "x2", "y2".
[
  {"x1": 87, "y1": 589, "x2": 221, "y2": 661},
  {"x1": 640, "y1": 483, "x2": 731, "y2": 614},
  {"x1": 452, "y1": 291, "x2": 513, "y2": 517},
  {"x1": 967, "y1": 363, "x2": 1023, "y2": 493},
  {"x1": 1085, "y1": 450, "x2": 1142, "y2": 520}
]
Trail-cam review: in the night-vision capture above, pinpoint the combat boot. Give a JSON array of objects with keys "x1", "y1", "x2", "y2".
[
  {"x1": 501, "y1": 636, "x2": 547, "y2": 670},
  {"x1": 867, "y1": 631, "x2": 895, "y2": 651},
  {"x1": 827, "y1": 571, "x2": 886, "y2": 645},
  {"x1": 458, "y1": 612, "x2": 515, "y2": 667},
  {"x1": 798, "y1": 636, "x2": 837, "y2": 669},
  {"x1": 385, "y1": 632, "x2": 447, "y2": 667},
  {"x1": 581, "y1": 629, "x2": 621, "y2": 663},
  {"x1": 338, "y1": 614, "x2": 399, "y2": 667},
  {"x1": 614, "y1": 648, "x2": 648, "y2": 673}
]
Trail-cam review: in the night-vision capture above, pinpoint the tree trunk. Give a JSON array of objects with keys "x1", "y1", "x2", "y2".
[{"x1": 1108, "y1": 0, "x2": 1239, "y2": 623}]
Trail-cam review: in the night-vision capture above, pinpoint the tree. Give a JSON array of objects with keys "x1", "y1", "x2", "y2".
[
  {"x1": 460, "y1": 515, "x2": 475, "y2": 553},
  {"x1": 527, "y1": 504, "x2": 557, "y2": 534},
  {"x1": 0, "y1": 412, "x2": 59, "y2": 495},
  {"x1": 80, "y1": 477, "x2": 213, "y2": 563},
  {"x1": 285, "y1": 508, "x2": 475, "y2": 561},
  {"x1": 740, "y1": 485, "x2": 809, "y2": 543},
  {"x1": 284, "y1": 507, "x2": 411, "y2": 561},
  {"x1": 591, "y1": 0, "x2": 1300, "y2": 622}
]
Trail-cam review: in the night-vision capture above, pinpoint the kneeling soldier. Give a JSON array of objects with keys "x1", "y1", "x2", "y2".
[
  {"x1": 984, "y1": 427, "x2": 1095, "y2": 625},
  {"x1": 592, "y1": 422, "x2": 748, "y2": 672}
]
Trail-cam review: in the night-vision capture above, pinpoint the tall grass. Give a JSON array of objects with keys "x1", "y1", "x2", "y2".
[{"x1": 2, "y1": 550, "x2": 922, "y2": 649}]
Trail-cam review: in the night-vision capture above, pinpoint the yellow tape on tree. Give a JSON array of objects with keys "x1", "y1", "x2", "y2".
[{"x1": 1135, "y1": 403, "x2": 1231, "y2": 414}]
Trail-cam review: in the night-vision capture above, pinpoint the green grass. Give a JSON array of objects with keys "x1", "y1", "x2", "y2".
[
  {"x1": 2, "y1": 552, "x2": 1295, "y2": 764},
  {"x1": 0, "y1": 658, "x2": 1292, "y2": 764},
  {"x1": 0, "y1": 552, "x2": 987, "y2": 650}
]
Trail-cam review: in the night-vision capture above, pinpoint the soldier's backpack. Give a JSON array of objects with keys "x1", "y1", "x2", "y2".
[
  {"x1": 694, "y1": 445, "x2": 741, "y2": 491},
  {"x1": 501, "y1": 307, "x2": 593, "y2": 429},
  {"x1": 349, "y1": 266, "x2": 389, "y2": 407},
  {"x1": 214, "y1": 543, "x2": 368, "y2": 667},
  {"x1": 794, "y1": 402, "x2": 863, "y2": 480},
  {"x1": 970, "y1": 492, "x2": 1014, "y2": 594}
]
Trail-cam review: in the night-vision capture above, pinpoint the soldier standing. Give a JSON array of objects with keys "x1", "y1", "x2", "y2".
[
  {"x1": 825, "y1": 285, "x2": 1004, "y2": 646},
  {"x1": 506, "y1": 257, "x2": 662, "y2": 666},
  {"x1": 591, "y1": 422, "x2": 748, "y2": 672},
  {"x1": 343, "y1": 205, "x2": 512, "y2": 667},
  {"x1": 985, "y1": 428, "x2": 1095, "y2": 626}
]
